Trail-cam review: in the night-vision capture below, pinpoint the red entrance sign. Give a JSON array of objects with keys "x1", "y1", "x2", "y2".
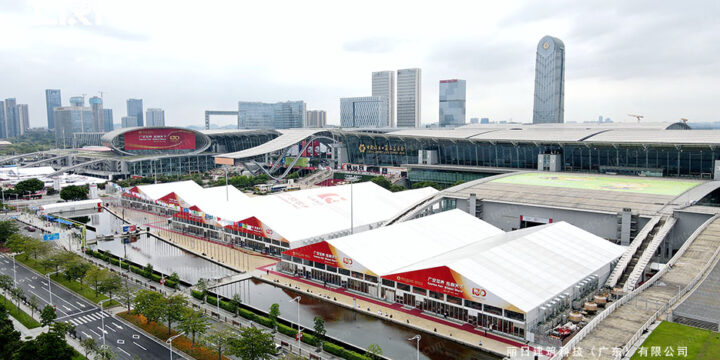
[{"x1": 124, "y1": 129, "x2": 196, "y2": 150}]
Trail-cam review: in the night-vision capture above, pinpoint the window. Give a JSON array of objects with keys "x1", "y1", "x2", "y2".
[
  {"x1": 484, "y1": 304, "x2": 503, "y2": 316},
  {"x1": 505, "y1": 310, "x2": 525, "y2": 321},
  {"x1": 338, "y1": 268, "x2": 350, "y2": 276},
  {"x1": 412, "y1": 287, "x2": 427, "y2": 296},
  {"x1": 397, "y1": 283, "x2": 410, "y2": 292},
  {"x1": 382, "y1": 279, "x2": 395, "y2": 287},
  {"x1": 326, "y1": 265, "x2": 337, "y2": 273},
  {"x1": 281, "y1": 254, "x2": 291, "y2": 261},
  {"x1": 303, "y1": 259, "x2": 312, "y2": 266},
  {"x1": 292, "y1": 257, "x2": 302, "y2": 264},
  {"x1": 446, "y1": 295, "x2": 462, "y2": 305},
  {"x1": 313, "y1": 262, "x2": 325, "y2": 270},
  {"x1": 429, "y1": 291, "x2": 443, "y2": 300},
  {"x1": 351, "y1": 271, "x2": 364, "y2": 280},
  {"x1": 464, "y1": 299, "x2": 482, "y2": 310},
  {"x1": 365, "y1": 275, "x2": 378, "y2": 283}
]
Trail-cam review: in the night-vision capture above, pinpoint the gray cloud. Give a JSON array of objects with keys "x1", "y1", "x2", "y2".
[{"x1": 343, "y1": 37, "x2": 404, "y2": 53}]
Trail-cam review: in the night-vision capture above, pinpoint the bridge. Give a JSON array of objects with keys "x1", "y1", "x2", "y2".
[{"x1": 205, "y1": 110, "x2": 239, "y2": 130}]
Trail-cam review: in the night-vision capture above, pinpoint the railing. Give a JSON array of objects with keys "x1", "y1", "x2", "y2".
[
  {"x1": 549, "y1": 214, "x2": 719, "y2": 360},
  {"x1": 605, "y1": 216, "x2": 662, "y2": 288},
  {"x1": 623, "y1": 217, "x2": 677, "y2": 292}
]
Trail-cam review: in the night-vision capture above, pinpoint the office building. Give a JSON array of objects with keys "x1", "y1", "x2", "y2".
[
  {"x1": 89, "y1": 96, "x2": 104, "y2": 132},
  {"x1": 69, "y1": 96, "x2": 84, "y2": 107},
  {"x1": 372, "y1": 71, "x2": 395, "y2": 127},
  {"x1": 306, "y1": 110, "x2": 326, "y2": 128},
  {"x1": 481, "y1": 117, "x2": 489, "y2": 124},
  {"x1": 340, "y1": 96, "x2": 389, "y2": 128},
  {"x1": 237, "y1": 101, "x2": 306, "y2": 129},
  {"x1": 0, "y1": 101, "x2": 4, "y2": 138},
  {"x1": 146, "y1": 108, "x2": 165, "y2": 127},
  {"x1": 121, "y1": 116, "x2": 139, "y2": 128},
  {"x1": 439, "y1": 79, "x2": 466, "y2": 127},
  {"x1": 54, "y1": 105, "x2": 93, "y2": 147},
  {"x1": 3, "y1": 98, "x2": 19, "y2": 138},
  {"x1": 16, "y1": 104, "x2": 29, "y2": 135},
  {"x1": 397, "y1": 68, "x2": 421, "y2": 127},
  {"x1": 127, "y1": 99, "x2": 144, "y2": 126},
  {"x1": 532, "y1": 35, "x2": 565, "y2": 124},
  {"x1": 103, "y1": 109, "x2": 114, "y2": 131},
  {"x1": 45, "y1": 89, "x2": 62, "y2": 130},
  {"x1": 470, "y1": 118, "x2": 479, "y2": 124}
]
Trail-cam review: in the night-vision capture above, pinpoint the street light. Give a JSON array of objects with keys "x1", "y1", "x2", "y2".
[
  {"x1": 98, "y1": 299, "x2": 111, "y2": 346},
  {"x1": 167, "y1": 331, "x2": 185, "y2": 360},
  {"x1": 289, "y1": 296, "x2": 301, "y2": 332},
  {"x1": 408, "y1": 335, "x2": 421, "y2": 360},
  {"x1": 47, "y1": 268, "x2": 64, "y2": 307},
  {"x1": 9, "y1": 253, "x2": 18, "y2": 288}
]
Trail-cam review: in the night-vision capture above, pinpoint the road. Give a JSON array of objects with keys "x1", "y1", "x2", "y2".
[{"x1": 0, "y1": 255, "x2": 186, "y2": 360}]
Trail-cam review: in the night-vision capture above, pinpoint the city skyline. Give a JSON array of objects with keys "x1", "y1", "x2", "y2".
[{"x1": 0, "y1": 1, "x2": 717, "y2": 129}]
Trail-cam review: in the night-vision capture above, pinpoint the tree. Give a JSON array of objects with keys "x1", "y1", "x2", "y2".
[
  {"x1": 0, "y1": 220, "x2": 18, "y2": 244},
  {"x1": 117, "y1": 279, "x2": 135, "y2": 312},
  {"x1": 0, "y1": 303, "x2": 21, "y2": 360},
  {"x1": 80, "y1": 337, "x2": 98, "y2": 359},
  {"x1": 13, "y1": 325, "x2": 75, "y2": 360},
  {"x1": 143, "y1": 263, "x2": 154, "y2": 278},
  {"x1": 10, "y1": 287, "x2": 24, "y2": 308},
  {"x1": 178, "y1": 309, "x2": 210, "y2": 346},
  {"x1": 42, "y1": 249, "x2": 74, "y2": 273},
  {"x1": 132, "y1": 290, "x2": 164, "y2": 324},
  {"x1": 268, "y1": 303, "x2": 280, "y2": 331},
  {"x1": 202, "y1": 328, "x2": 236, "y2": 360},
  {"x1": 14, "y1": 178, "x2": 45, "y2": 194},
  {"x1": 412, "y1": 181, "x2": 442, "y2": 190},
  {"x1": 231, "y1": 293, "x2": 243, "y2": 316},
  {"x1": 99, "y1": 274, "x2": 122, "y2": 301},
  {"x1": 313, "y1": 316, "x2": 326, "y2": 350},
  {"x1": 229, "y1": 326, "x2": 276, "y2": 360},
  {"x1": 196, "y1": 278, "x2": 208, "y2": 303},
  {"x1": 0, "y1": 274, "x2": 12, "y2": 292},
  {"x1": 28, "y1": 295, "x2": 39, "y2": 318},
  {"x1": 168, "y1": 272, "x2": 180, "y2": 284},
  {"x1": 5, "y1": 233, "x2": 29, "y2": 256},
  {"x1": 40, "y1": 304, "x2": 57, "y2": 326},
  {"x1": 366, "y1": 344, "x2": 383, "y2": 359},
  {"x1": 64, "y1": 259, "x2": 91, "y2": 285},
  {"x1": 369, "y1": 176, "x2": 392, "y2": 190},
  {"x1": 60, "y1": 185, "x2": 88, "y2": 201},
  {"x1": 94, "y1": 344, "x2": 118, "y2": 360},
  {"x1": 162, "y1": 294, "x2": 188, "y2": 335},
  {"x1": 84, "y1": 267, "x2": 110, "y2": 297}
]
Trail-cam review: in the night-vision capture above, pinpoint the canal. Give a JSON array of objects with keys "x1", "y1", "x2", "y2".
[{"x1": 67, "y1": 209, "x2": 500, "y2": 360}]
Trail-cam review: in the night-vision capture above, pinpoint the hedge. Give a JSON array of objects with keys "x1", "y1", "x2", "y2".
[
  {"x1": 277, "y1": 323, "x2": 297, "y2": 338},
  {"x1": 191, "y1": 290, "x2": 203, "y2": 300},
  {"x1": 254, "y1": 314, "x2": 274, "y2": 328},
  {"x1": 89, "y1": 250, "x2": 177, "y2": 288}
]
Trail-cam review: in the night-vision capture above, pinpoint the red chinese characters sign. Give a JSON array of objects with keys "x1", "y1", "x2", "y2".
[
  {"x1": 282, "y1": 241, "x2": 339, "y2": 267},
  {"x1": 125, "y1": 129, "x2": 196, "y2": 150},
  {"x1": 384, "y1": 266, "x2": 467, "y2": 299}
]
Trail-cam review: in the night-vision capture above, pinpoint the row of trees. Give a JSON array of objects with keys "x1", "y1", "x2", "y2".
[{"x1": 213, "y1": 174, "x2": 270, "y2": 190}]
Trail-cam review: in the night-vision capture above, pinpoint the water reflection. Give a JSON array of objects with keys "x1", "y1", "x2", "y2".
[{"x1": 217, "y1": 280, "x2": 499, "y2": 360}]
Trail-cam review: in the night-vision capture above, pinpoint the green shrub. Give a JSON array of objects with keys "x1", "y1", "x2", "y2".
[
  {"x1": 150, "y1": 273, "x2": 161, "y2": 282},
  {"x1": 301, "y1": 332, "x2": 317, "y2": 346},
  {"x1": 219, "y1": 300, "x2": 234, "y2": 313},
  {"x1": 130, "y1": 265, "x2": 143, "y2": 275},
  {"x1": 277, "y1": 323, "x2": 297, "y2": 338},
  {"x1": 120, "y1": 262, "x2": 130, "y2": 270},
  {"x1": 164, "y1": 279, "x2": 178, "y2": 288},
  {"x1": 323, "y1": 342, "x2": 345, "y2": 357},
  {"x1": 109, "y1": 257, "x2": 119, "y2": 266},
  {"x1": 238, "y1": 308, "x2": 256, "y2": 321},
  {"x1": 255, "y1": 315, "x2": 273, "y2": 328},
  {"x1": 191, "y1": 290, "x2": 204, "y2": 300}
]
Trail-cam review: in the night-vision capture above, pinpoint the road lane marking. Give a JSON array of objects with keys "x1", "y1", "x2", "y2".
[
  {"x1": 117, "y1": 339, "x2": 125, "y2": 344},
  {"x1": 97, "y1": 327, "x2": 107, "y2": 334},
  {"x1": 81, "y1": 331, "x2": 92, "y2": 339},
  {"x1": 132, "y1": 334, "x2": 140, "y2": 339},
  {"x1": 89, "y1": 329, "x2": 101, "y2": 337},
  {"x1": 112, "y1": 322, "x2": 123, "y2": 329},
  {"x1": 63, "y1": 305, "x2": 71, "y2": 311},
  {"x1": 105, "y1": 325, "x2": 116, "y2": 333},
  {"x1": 117, "y1": 348, "x2": 131, "y2": 356},
  {"x1": 77, "y1": 301, "x2": 85, "y2": 307},
  {"x1": 27, "y1": 284, "x2": 35, "y2": 289},
  {"x1": 133, "y1": 342, "x2": 147, "y2": 351}
]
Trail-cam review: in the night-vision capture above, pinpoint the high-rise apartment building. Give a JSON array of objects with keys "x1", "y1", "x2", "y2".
[
  {"x1": 146, "y1": 108, "x2": 165, "y2": 127},
  {"x1": 54, "y1": 105, "x2": 93, "y2": 147},
  {"x1": 16, "y1": 104, "x2": 29, "y2": 135},
  {"x1": 121, "y1": 116, "x2": 139, "y2": 128},
  {"x1": 439, "y1": 79, "x2": 466, "y2": 127},
  {"x1": 89, "y1": 96, "x2": 104, "y2": 132},
  {"x1": 372, "y1": 71, "x2": 395, "y2": 127},
  {"x1": 306, "y1": 110, "x2": 326, "y2": 128},
  {"x1": 396, "y1": 68, "x2": 421, "y2": 127},
  {"x1": 127, "y1": 98, "x2": 144, "y2": 126},
  {"x1": 3, "y1": 98, "x2": 19, "y2": 138},
  {"x1": 103, "y1": 109, "x2": 114, "y2": 131},
  {"x1": 532, "y1": 35, "x2": 565, "y2": 124},
  {"x1": 237, "y1": 101, "x2": 306, "y2": 129},
  {"x1": 0, "y1": 101, "x2": 5, "y2": 138},
  {"x1": 45, "y1": 89, "x2": 62, "y2": 130},
  {"x1": 340, "y1": 96, "x2": 389, "y2": 128}
]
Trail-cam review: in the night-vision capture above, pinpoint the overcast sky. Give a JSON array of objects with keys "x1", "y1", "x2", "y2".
[{"x1": 1, "y1": 0, "x2": 718, "y2": 128}]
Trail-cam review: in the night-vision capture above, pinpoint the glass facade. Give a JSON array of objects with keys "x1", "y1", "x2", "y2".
[
  {"x1": 340, "y1": 96, "x2": 389, "y2": 128},
  {"x1": 397, "y1": 68, "x2": 421, "y2": 128},
  {"x1": 238, "y1": 101, "x2": 306, "y2": 129},
  {"x1": 103, "y1": 109, "x2": 114, "y2": 131},
  {"x1": 127, "y1": 98, "x2": 144, "y2": 126},
  {"x1": 532, "y1": 36, "x2": 565, "y2": 124},
  {"x1": 54, "y1": 106, "x2": 94, "y2": 148},
  {"x1": 45, "y1": 89, "x2": 62, "y2": 130},
  {"x1": 372, "y1": 71, "x2": 395, "y2": 127},
  {"x1": 439, "y1": 79, "x2": 466, "y2": 127}
]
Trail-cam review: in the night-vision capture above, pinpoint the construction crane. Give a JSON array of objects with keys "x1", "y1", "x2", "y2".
[
  {"x1": 99, "y1": 90, "x2": 106, "y2": 100},
  {"x1": 628, "y1": 114, "x2": 644, "y2": 123}
]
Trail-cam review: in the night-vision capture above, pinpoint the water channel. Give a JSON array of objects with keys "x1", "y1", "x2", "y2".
[{"x1": 64, "y1": 209, "x2": 500, "y2": 360}]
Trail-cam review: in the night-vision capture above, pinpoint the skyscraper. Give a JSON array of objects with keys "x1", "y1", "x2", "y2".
[
  {"x1": 306, "y1": 110, "x2": 326, "y2": 128},
  {"x1": 0, "y1": 101, "x2": 5, "y2": 138},
  {"x1": 16, "y1": 104, "x2": 29, "y2": 135},
  {"x1": 396, "y1": 68, "x2": 421, "y2": 127},
  {"x1": 127, "y1": 99, "x2": 144, "y2": 126},
  {"x1": 340, "y1": 96, "x2": 389, "y2": 128},
  {"x1": 146, "y1": 108, "x2": 165, "y2": 127},
  {"x1": 69, "y1": 96, "x2": 84, "y2": 107},
  {"x1": 54, "y1": 105, "x2": 93, "y2": 147},
  {"x1": 3, "y1": 98, "x2": 19, "y2": 138},
  {"x1": 237, "y1": 101, "x2": 306, "y2": 129},
  {"x1": 45, "y1": 89, "x2": 61, "y2": 130},
  {"x1": 121, "y1": 116, "x2": 139, "y2": 128},
  {"x1": 89, "y1": 96, "x2": 104, "y2": 132},
  {"x1": 372, "y1": 71, "x2": 395, "y2": 127},
  {"x1": 103, "y1": 109, "x2": 114, "y2": 131},
  {"x1": 532, "y1": 35, "x2": 565, "y2": 124},
  {"x1": 439, "y1": 79, "x2": 466, "y2": 127}
]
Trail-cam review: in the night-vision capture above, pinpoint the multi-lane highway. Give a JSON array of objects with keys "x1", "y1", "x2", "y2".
[{"x1": 0, "y1": 255, "x2": 185, "y2": 360}]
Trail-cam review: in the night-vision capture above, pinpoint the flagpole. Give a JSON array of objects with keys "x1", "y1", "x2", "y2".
[{"x1": 350, "y1": 182, "x2": 353, "y2": 234}]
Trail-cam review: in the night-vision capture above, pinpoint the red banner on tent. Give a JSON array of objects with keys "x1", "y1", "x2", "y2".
[
  {"x1": 383, "y1": 266, "x2": 468, "y2": 299},
  {"x1": 282, "y1": 241, "x2": 338, "y2": 267},
  {"x1": 157, "y1": 192, "x2": 181, "y2": 206},
  {"x1": 125, "y1": 128, "x2": 196, "y2": 150}
]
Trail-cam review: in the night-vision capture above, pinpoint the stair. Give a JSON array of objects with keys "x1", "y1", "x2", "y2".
[
  {"x1": 606, "y1": 215, "x2": 662, "y2": 288},
  {"x1": 623, "y1": 216, "x2": 677, "y2": 292}
]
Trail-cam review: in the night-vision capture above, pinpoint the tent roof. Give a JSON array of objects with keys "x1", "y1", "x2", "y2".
[
  {"x1": 327, "y1": 209, "x2": 503, "y2": 276},
  {"x1": 388, "y1": 222, "x2": 625, "y2": 312},
  {"x1": 135, "y1": 181, "x2": 203, "y2": 202}
]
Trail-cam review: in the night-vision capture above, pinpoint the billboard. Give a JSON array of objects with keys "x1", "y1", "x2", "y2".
[{"x1": 124, "y1": 128, "x2": 196, "y2": 151}]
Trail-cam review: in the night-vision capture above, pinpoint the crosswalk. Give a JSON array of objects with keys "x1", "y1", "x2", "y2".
[{"x1": 67, "y1": 311, "x2": 110, "y2": 326}]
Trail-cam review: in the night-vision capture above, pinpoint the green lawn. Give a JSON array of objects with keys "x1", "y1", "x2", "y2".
[
  {"x1": 631, "y1": 321, "x2": 720, "y2": 360},
  {"x1": 491, "y1": 172, "x2": 700, "y2": 196},
  {"x1": 0, "y1": 294, "x2": 41, "y2": 329},
  {"x1": 17, "y1": 255, "x2": 118, "y2": 307}
]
